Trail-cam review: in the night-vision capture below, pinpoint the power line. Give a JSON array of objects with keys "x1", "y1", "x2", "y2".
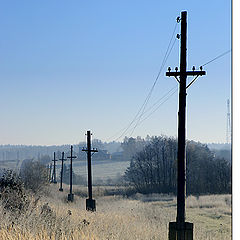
[
  {"x1": 113, "y1": 87, "x2": 178, "y2": 141},
  {"x1": 128, "y1": 86, "x2": 177, "y2": 136},
  {"x1": 127, "y1": 25, "x2": 178, "y2": 137},
  {"x1": 139, "y1": 86, "x2": 177, "y2": 116},
  {"x1": 201, "y1": 50, "x2": 231, "y2": 67},
  {"x1": 106, "y1": 28, "x2": 231, "y2": 143},
  {"x1": 139, "y1": 89, "x2": 178, "y2": 125},
  {"x1": 105, "y1": 87, "x2": 177, "y2": 142},
  {"x1": 185, "y1": 49, "x2": 231, "y2": 88},
  {"x1": 127, "y1": 88, "x2": 178, "y2": 135},
  {"x1": 106, "y1": 21, "x2": 179, "y2": 142},
  {"x1": 107, "y1": 48, "x2": 231, "y2": 142},
  {"x1": 134, "y1": 24, "x2": 178, "y2": 115},
  {"x1": 129, "y1": 37, "x2": 177, "y2": 136}
]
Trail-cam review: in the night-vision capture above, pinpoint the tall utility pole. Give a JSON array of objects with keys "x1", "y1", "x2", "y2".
[
  {"x1": 166, "y1": 11, "x2": 206, "y2": 240},
  {"x1": 52, "y1": 152, "x2": 58, "y2": 184},
  {"x1": 59, "y1": 152, "x2": 67, "y2": 192},
  {"x1": 226, "y1": 99, "x2": 231, "y2": 144},
  {"x1": 82, "y1": 130, "x2": 98, "y2": 211},
  {"x1": 67, "y1": 146, "x2": 77, "y2": 201}
]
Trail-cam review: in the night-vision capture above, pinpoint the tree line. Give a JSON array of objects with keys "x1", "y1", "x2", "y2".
[
  {"x1": 0, "y1": 140, "x2": 122, "y2": 161},
  {"x1": 124, "y1": 136, "x2": 231, "y2": 195}
]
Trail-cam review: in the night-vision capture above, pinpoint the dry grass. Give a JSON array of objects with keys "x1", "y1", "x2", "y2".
[{"x1": 0, "y1": 184, "x2": 231, "y2": 240}]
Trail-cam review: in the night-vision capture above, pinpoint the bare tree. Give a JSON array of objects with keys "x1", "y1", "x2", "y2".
[{"x1": 125, "y1": 137, "x2": 231, "y2": 195}]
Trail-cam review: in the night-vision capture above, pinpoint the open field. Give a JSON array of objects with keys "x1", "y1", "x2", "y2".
[
  {"x1": 0, "y1": 159, "x2": 130, "y2": 182},
  {"x1": 0, "y1": 185, "x2": 231, "y2": 240},
  {"x1": 72, "y1": 160, "x2": 130, "y2": 181}
]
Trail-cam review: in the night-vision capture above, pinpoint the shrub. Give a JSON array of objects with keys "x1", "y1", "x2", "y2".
[
  {"x1": 0, "y1": 169, "x2": 30, "y2": 215},
  {"x1": 20, "y1": 160, "x2": 49, "y2": 194}
]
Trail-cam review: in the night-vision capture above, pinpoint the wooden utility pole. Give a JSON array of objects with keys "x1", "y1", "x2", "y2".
[
  {"x1": 59, "y1": 152, "x2": 67, "y2": 192},
  {"x1": 67, "y1": 146, "x2": 77, "y2": 201},
  {"x1": 48, "y1": 163, "x2": 52, "y2": 182},
  {"x1": 52, "y1": 152, "x2": 58, "y2": 184},
  {"x1": 166, "y1": 11, "x2": 206, "y2": 240},
  {"x1": 82, "y1": 130, "x2": 98, "y2": 211}
]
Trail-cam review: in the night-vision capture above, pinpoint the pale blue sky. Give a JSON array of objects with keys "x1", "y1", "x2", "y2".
[{"x1": 0, "y1": 0, "x2": 231, "y2": 145}]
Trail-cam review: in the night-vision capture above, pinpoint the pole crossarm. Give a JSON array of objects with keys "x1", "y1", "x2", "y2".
[
  {"x1": 67, "y1": 156, "x2": 77, "y2": 159},
  {"x1": 82, "y1": 148, "x2": 98, "y2": 153},
  {"x1": 166, "y1": 70, "x2": 206, "y2": 89},
  {"x1": 59, "y1": 157, "x2": 67, "y2": 162},
  {"x1": 166, "y1": 70, "x2": 206, "y2": 77}
]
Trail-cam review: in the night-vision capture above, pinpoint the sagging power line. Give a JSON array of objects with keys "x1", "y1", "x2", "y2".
[
  {"x1": 106, "y1": 21, "x2": 179, "y2": 142},
  {"x1": 112, "y1": 87, "x2": 178, "y2": 142}
]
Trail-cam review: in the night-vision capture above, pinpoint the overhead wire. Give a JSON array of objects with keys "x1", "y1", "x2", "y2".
[
  {"x1": 107, "y1": 46, "x2": 231, "y2": 142},
  {"x1": 137, "y1": 89, "x2": 178, "y2": 125},
  {"x1": 129, "y1": 32, "x2": 178, "y2": 137},
  {"x1": 201, "y1": 50, "x2": 231, "y2": 67},
  {"x1": 113, "y1": 88, "x2": 178, "y2": 141},
  {"x1": 138, "y1": 86, "x2": 177, "y2": 116},
  {"x1": 125, "y1": 88, "x2": 178, "y2": 135},
  {"x1": 185, "y1": 49, "x2": 231, "y2": 88},
  {"x1": 112, "y1": 86, "x2": 178, "y2": 142},
  {"x1": 128, "y1": 85, "x2": 177, "y2": 137},
  {"x1": 106, "y1": 21, "x2": 179, "y2": 142}
]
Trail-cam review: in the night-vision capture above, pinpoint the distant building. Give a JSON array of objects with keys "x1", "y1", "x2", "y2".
[{"x1": 93, "y1": 150, "x2": 111, "y2": 160}]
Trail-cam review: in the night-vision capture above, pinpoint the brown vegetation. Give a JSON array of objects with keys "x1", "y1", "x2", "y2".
[{"x1": 0, "y1": 184, "x2": 231, "y2": 240}]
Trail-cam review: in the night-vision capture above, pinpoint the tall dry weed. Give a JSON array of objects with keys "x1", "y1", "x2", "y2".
[{"x1": 0, "y1": 185, "x2": 231, "y2": 240}]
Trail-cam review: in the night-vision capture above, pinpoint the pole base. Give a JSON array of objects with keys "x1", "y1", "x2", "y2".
[
  {"x1": 68, "y1": 193, "x2": 74, "y2": 202},
  {"x1": 59, "y1": 188, "x2": 63, "y2": 192},
  {"x1": 169, "y1": 222, "x2": 193, "y2": 240},
  {"x1": 86, "y1": 198, "x2": 96, "y2": 211}
]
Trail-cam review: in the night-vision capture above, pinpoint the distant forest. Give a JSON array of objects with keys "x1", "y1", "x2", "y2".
[
  {"x1": 0, "y1": 136, "x2": 231, "y2": 195},
  {"x1": 0, "y1": 140, "x2": 122, "y2": 162},
  {"x1": 0, "y1": 138, "x2": 231, "y2": 164}
]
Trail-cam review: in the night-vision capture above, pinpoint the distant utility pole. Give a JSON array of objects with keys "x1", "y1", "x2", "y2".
[
  {"x1": 67, "y1": 146, "x2": 77, "y2": 202},
  {"x1": 166, "y1": 11, "x2": 206, "y2": 240},
  {"x1": 49, "y1": 163, "x2": 52, "y2": 182},
  {"x1": 82, "y1": 130, "x2": 98, "y2": 211},
  {"x1": 52, "y1": 152, "x2": 58, "y2": 184},
  {"x1": 59, "y1": 152, "x2": 67, "y2": 192},
  {"x1": 226, "y1": 99, "x2": 231, "y2": 144}
]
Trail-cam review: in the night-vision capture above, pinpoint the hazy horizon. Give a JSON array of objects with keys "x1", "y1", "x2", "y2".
[{"x1": 0, "y1": 138, "x2": 232, "y2": 147}]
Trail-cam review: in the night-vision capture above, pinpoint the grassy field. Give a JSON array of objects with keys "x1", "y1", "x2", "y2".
[
  {"x1": 0, "y1": 184, "x2": 231, "y2": 240},
  {"x1": 0, "y1": 159, "x2": 130, "y2": 182}
]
